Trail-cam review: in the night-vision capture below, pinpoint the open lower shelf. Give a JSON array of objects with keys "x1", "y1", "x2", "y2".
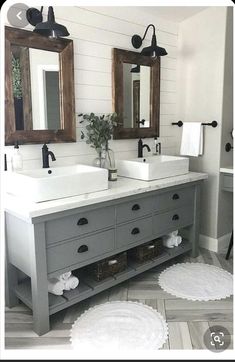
[
  {"x1": 15, "y1": 279, "x2": 66, "y2": 311},
  {"x1": 15, "y1": 239, "x2": 192, "y2": 315}
]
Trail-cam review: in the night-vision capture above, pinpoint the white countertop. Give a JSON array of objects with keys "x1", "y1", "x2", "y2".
[
  {"x1": 220, "y1": 166, "x2": 233, "y2": 174},
  {"x1": 5, "y1": 172, "x2": 207, "y2": 221}
]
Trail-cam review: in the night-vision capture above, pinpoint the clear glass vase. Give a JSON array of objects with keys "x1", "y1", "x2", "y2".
[{"x1": 93, "y1": 147, "x2": 107, "y2": 168}]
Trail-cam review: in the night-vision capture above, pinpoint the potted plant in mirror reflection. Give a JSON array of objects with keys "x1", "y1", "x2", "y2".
[
  {"x1": 11, "y1": 55, "x2": 24, "y2": 130},
  {"x1": 79, "y1": 113, "x2": 119, "y2": 179}
]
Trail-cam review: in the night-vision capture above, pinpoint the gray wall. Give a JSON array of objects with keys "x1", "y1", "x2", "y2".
[
  {"x1": 219, "y1": 8, "x2": 233, "y2": 170},
  {"x1": 177, "y1": 7, "x2": 232, "y2": 246},
  {"x1": 217, "y1": 7, "x2": 233, "y2": 239}
]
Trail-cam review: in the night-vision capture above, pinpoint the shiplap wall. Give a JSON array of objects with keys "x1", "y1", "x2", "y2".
[{"x1": 5, "y1": 6, "x2": 181, "y2": 170}]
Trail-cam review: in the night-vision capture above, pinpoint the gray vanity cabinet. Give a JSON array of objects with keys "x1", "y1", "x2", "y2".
[{"x1": 5, "y1": 181, "x2": 201, "y2": 335}]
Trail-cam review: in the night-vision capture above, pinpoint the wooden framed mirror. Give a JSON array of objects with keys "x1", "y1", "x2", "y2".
[
  {"x1": 5, "y1": 26, "x2": 76, "y2": 145},
  {"x1": 112, "y1": 48, "x2": 160, "y2": 139}
]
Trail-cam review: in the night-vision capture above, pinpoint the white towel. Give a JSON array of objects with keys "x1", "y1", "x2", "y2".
[
  {"x1": 163, "y1": 235, "x2": 182, "y2": 248},
  {"x1": 48, "y1": 278, "x2": 65, "y2": 296},
  {"x1": 58, "y1": 271, "x2": 72, "y2": 281},
  {"x1": 180, "y1": 122, "x2": 203, "y2": 156},
  {"x1": 168, "y1": 230, "x2": 178, "y2": 237},
  {"x1": 175, "y1": 235, "x2": 182, "y2": 246},
  {"x1": 64, "y1": 276, "x2": 79, "y2": 291}
]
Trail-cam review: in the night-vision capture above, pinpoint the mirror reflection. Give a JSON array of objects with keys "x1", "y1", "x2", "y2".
[
  {"x1": 123, "y1": 63, "x2": 151, "y2": 129},
  {"x1": 11, "y1": 46, "x2": 61, "y2": 131}
]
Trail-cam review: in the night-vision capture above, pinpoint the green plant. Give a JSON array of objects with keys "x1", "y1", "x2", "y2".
[
  {"x1": 11, "y1": 55, "x2": 22, "y2": 99},
  {"x1": 79, "y1": 112, "x2": 119, "y2": 150}
]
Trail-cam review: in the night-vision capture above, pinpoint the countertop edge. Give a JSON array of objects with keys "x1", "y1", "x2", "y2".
[
  {"x1": 5, "y1": 172, "x2": 208, "y2": 220},
  {"x1": 220, "y1": 167, "x2": 233, "y2": 175}
]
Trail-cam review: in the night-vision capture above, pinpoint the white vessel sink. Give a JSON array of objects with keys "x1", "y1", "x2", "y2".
[
  {"x1": 5, "y1": 164, "x2": 108, "y2": 202},
  {"x1": 117, "y1": 155, "x2": 189, "y2": 181}
]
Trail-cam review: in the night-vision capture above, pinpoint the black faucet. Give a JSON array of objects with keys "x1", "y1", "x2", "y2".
[
  {"x1": 42, "y1": 143, "x2": 56, "y2": 168},
  {"x1": 138, "y1": 138, "x2": 151, "y2": 158}
]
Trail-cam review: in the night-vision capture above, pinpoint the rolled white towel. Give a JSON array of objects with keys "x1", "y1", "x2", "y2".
[
  {"x1": 58, "y1": 271, "x2": 72, "y2": 281},
  {"x1": 48, "y1": 278, "x2": 65, "y2": 296},
  {"x1": 168, "y1": 230, "x2": 178, "y2": 237},
  {"x1": 175, "y1": 235, "x2": 182, "y2": 246},
  {"x1": 163, "y1": 235, "x2": 181, "y2": 248},
  {"x1": 163, "y1": 236, "x2": 174, "y2": 248},
  {"x1": 64, "y1": 275, "x2": 79, "y2": 291}
]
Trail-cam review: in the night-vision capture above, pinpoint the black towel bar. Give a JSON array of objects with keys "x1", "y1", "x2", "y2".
[{"x1": 172, "y1": 120, "x2": 218, "y2": 128}]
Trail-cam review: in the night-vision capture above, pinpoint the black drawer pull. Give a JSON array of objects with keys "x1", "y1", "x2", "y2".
[
  {"x1": 172, "y1": 214, "x2": 179, "y2": 221},
  {"x1": 77, "y1": 217, "x2": 88, "y2": 226},
  {"x1": 77, "y1": 245, "x2": 88, "y2": 253},
  {"x1": 131, "y1": 227, "x2": 140, "y2": 235},
  {"x1": 172, "y1": 193, "x2": 180, "y2": 200},
  {"x1": 132, "y1": 204, "x2": 140, "y2": 211}
]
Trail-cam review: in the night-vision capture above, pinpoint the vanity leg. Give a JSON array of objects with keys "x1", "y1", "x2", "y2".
[
  {"x1": 29, "y1": 223, "x2": 50, "y2": 336},
  {"x1": 5, "y1": 260, "x2": 19, "y2": 308},
  {"x1": 5, "y1": 230, "x2": 19, "y2": 307},
  {"x1": 190, "y1": 183, "x2": 201, "y2": 258}
]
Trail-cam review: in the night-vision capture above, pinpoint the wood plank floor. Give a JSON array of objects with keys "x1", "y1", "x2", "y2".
[{"x1": 5, "y1": 248, "x2": 233, "y2": 350}]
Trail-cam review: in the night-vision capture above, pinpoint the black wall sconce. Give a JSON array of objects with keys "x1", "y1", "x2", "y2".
[
  {"x1": 130, "y1": 65, "x2": 140, "y2": 73},
  {"x1": 131, "y1": 24, "x2": 167, "y2": 56},
  {"x1": 26, "y1": 6, "x2": 70, "y2": 38}
]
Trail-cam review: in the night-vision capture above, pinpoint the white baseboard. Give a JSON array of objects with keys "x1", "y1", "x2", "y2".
[
  {"x1": 199, "y1": 234, "x2": 218, "y2": 252},
  {"x1": 199, "y1": 233, "x2": 231, "y2": 253},
  {"x1": 217, "y1": 233, "x2": 232, "y2": 253}
]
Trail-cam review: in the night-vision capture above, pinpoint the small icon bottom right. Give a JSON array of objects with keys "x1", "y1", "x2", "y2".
[{"x1": 204, "y1": 325, "x2": 231, "y2": 352}]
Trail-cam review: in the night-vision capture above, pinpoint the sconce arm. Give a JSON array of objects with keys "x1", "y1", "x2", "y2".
[{"x1": 142, "y1": 24, "x2": 156, "y2": 41}]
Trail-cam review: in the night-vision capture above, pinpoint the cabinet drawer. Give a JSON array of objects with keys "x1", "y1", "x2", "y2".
[
  {"x1": 153, "y1": 205, "x2": 194, "y2": 237},
  {"x1": 153, "y1": 187, "x2": 194, "y2": 212},
  {"x1": 116, "y1": 217, "x2": 152, "y2": 248},
  {"x1": 45, "y1": 206, "x2": 115, "y2": 244},
  {"x1": 47, "y1": 229, "x2": 115, "y2": 274},
  {"x1": 116, "y1": 197, "x2": 152, "y2": 224}
]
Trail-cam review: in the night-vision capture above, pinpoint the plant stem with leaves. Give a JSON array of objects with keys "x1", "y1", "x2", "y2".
[{"x1": 79, "y1": 112, "x2": 119, "y2": 150}]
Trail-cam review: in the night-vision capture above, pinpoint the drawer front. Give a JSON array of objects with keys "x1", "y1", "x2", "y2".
[
  {"x1": 45, "y1": 206, "x2": 115, "y2": 244},
  {"x1": 47, "y1": 229, "x2": 115, "y2": 274},
  {"x1": 153, "y1": 186, "x2": 194, "y2": 212},
  {"x1": 116, "y1": 217, "x2": 152, "y2": 248},
  {"x1": 153, "y1": 205, "x2": 194, "y2": 237},
  {"x1": 116, "y1": 197, "x2": 152, "y2": 224}
]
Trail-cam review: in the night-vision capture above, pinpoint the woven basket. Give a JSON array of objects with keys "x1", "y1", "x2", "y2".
[
  {"x1": 153, "y1": 237, "x2": 164, "y2": 255},
  {"x1": 129, "y1": 238, "x2": 164, "y2": 263},
  {"x1": 87, "y1": 252, "x2": 127, "y2": 281}
]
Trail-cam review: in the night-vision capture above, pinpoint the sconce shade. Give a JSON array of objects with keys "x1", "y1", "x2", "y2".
[
  {"x1": 141, "y1": 44, "x2": 168, "y2": 57},
  {"x1": 33, "y1": 6, "x2": 69, "y2": 38},
  {"x1": 131, "y1": 24, "x2": 167, "y2": 57}
]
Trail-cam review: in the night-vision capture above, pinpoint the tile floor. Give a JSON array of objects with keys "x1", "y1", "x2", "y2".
[{"x1": 5, "y1": 248, "x2": 233, "y2": 350}]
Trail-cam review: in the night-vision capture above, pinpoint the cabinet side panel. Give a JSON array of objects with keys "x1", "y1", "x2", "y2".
[{"x1": 5, "y1": 212, "x2": 32, "y2": 276}]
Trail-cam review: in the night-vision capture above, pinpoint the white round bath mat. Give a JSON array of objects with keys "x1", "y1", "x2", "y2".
[
  {"x1": 158, "y1": 262, "x2": 233, "y2": 301},
  {"x1": 70, "y1": 301, "x2": 168, "y2": 351}
]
